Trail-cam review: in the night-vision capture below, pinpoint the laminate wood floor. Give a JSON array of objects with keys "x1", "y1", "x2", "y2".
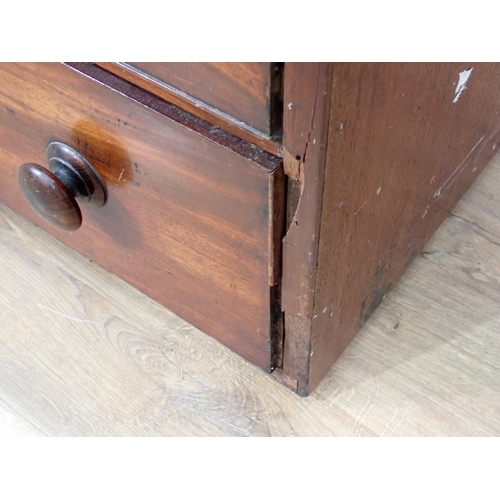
[{"x1": 1, "y1": 154, "x2": 500, "y2": 437}]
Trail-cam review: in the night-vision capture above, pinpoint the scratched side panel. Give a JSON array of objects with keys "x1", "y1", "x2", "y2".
[{"x1": 307, "y1": 63, "x2": 500, "y2": 393}]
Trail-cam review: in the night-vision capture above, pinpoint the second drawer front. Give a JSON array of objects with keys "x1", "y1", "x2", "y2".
[
  {"x1": 0, "y1": 62, "x2": 284, "y2": 371},
  {"x1": 98, "y1": 62, "x2": 282, "y2": 138}
]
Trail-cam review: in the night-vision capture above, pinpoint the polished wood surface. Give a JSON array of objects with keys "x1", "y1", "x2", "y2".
[
  {"x1": 129, "y1": 63, "x2": 278, "y2": 133},
  {"x1": 96, "y1": 63, "x2": 283, "y2": 157},
  {"x1": 0, "y1": 62, "x2": 284, "y2": 371},
  {"x1": 132, "y1": 62, "x2": 283, "y2": 135},
  {"x1": 2, "y1": 151, "x2": 500, "y2": 435},
  {"x1": 282, "y1": 63, "x2": 500, "y2": 395},
  {"x1": 68, "y1": 63, "x2": 280, "y2": 170}
]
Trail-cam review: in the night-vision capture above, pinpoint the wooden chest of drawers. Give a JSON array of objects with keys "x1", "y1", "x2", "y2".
[{"x1": 1, "y1": 62, "x2": 500, "y2": 395}]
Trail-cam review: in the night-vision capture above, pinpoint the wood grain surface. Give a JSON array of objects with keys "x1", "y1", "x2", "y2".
[
  {"x1": 1, "y1": 152, "x2": 500, "y2": 436},
  {"x1": 0, "y1": 62, "x2": 284, "y2": 371},
  {"x1": 282, "y1": 63, "x2": 500, "y2": 394},
  {"x1": 96, "y1": 62, "x2": 283, "y2": 146}
]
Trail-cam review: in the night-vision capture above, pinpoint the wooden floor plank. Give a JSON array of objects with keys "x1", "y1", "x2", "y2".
[{"x1": 1, "y1": 153, "x2": 500, "y2": 436}]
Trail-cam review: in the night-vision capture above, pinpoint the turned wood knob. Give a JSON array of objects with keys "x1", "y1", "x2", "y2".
[{"x1": 18, "y1": 142, "x2": 106, "y2": 232}]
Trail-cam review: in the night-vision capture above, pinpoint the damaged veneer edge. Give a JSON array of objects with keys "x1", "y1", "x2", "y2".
[{"x1": 272, "y1": 63, "x2": 334, "y2": 395}]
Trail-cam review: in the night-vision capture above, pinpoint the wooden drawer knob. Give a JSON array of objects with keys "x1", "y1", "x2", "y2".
[{"x1": 18, "y1": 142, "x2": 106, "y2": 232}]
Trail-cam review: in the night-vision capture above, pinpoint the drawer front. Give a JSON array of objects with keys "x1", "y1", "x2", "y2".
[
  {"x1": 97, "y1": 62, "x2": 283, "y2": 139},
  {"x1": 0, "y1": 62, "x2": 284, "y2": 371}
]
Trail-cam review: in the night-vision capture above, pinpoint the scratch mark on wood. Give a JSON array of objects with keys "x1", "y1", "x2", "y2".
[
  {"x1": 436, "y1": 134, "x2": 485, "y2": 198},
  {"x1": 351, "y1": 395, "x2": 372, "y2": 434},
  {"x1": 388, "y1": 399, "x2": 417, "y2": 436},
  {"x1": 453, "y1": 68, "x2": 473, "y2": 103},
  {"x1": 354, "y1": 200, "x2": 368, "y2": 216},
  {"x1": 176, "y1": 364, "x2": 184, "y2": 383},
  {"x1": 37, "y1": 304, "x2": 102, "y2": 325},
  {"x1": 380, "y1": 407, "x2": 400, "y2": 437}
]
